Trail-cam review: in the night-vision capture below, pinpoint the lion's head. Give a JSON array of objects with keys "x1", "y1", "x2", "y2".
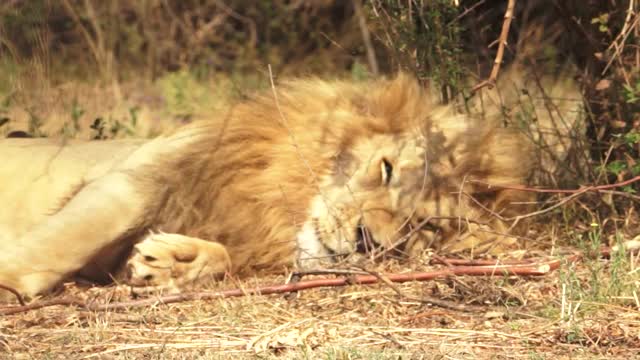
[
  {"x1": 155, "y1": 73, "x2": 532, "y2": 270},
  {"x1": 288, "y1": 74, "x2": 533, "y2": 265}
]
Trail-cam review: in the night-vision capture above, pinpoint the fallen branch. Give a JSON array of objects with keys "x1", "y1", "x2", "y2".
[
  {"x1": 431, "y1": 257, "x2": 546, "y2": 266},
  {"x1": 0, "y1": 256, "x2": 572, "y2": 316},
  {"x1": 471, "y1": 0, "x2": 516, "y2": 93},
  {"x1": 0, "y1": 284, "x2": 25, "y2": 306},
  {"x1": 471, "y1": 174, "x2": 640, "y2": 194}
]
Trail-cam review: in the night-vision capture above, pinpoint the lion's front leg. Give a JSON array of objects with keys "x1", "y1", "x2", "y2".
[
  {"x1": 0, "y1": 172, "x2": 150, "y2": 301},
  {"x1": 126, "y1": 232, "x2": 231, "y2": 290}
]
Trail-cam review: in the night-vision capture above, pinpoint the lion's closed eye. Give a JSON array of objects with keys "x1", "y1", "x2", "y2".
[{"x1": 415, "y1": 217, "x2": 441, "y2": 232}]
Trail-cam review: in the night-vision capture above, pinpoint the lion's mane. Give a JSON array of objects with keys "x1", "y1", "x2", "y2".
[{"x1": 141, "y1": 74, "x2": 530, "y2": 271}]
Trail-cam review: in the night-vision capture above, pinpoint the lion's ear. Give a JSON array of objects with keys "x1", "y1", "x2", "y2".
[{"x1": 369, "y1": 73, "x2": 426, "y2": 127}]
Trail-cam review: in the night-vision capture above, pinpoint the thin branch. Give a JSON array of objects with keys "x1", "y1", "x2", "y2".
[
  {"x1": 0, "y1": 257, "x2": 567, "y2": 316},
  {"x1": 213, "y1": 0, "x2": 257, "y2": 47},
  {"x1": 470, "y1": 174, "x2": 640, "y2": 194},
  {"x1": 598, "y1": 189, "x2": 640, "y2": 202},
  {"x1": 359, "y1": 267, "x2": 486, "y2": 312},
  {"x1": 508, "y1": 191, "x2": 584, "y2": 226},
  {"x1": 462, "y1": 175, "x2": 640, "y2": 227},
  {"x1": 471, "y1": 0, "x2": 516, "y2": 93},
  {"x1": 446, "y1": 0, "x2": 486, "y2": 26},
  {"x1": 430, "y1": 257, "x2": 545, "y2": 267},
  {"x1": 0, "y1": 284, "x2": 25, "y2": 306},
  {"x1": 601, "y1": 0, "x2": 638, "y2": 78},
  {"x1": 353, "y1": 0, "x2": 379, "y2": 75},
  {"x1": 60, "y1": 0, "x2": 105, "y2": 78}
]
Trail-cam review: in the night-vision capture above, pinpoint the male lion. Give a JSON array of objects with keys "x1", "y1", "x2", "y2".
[{"x1": 0, "y1": 74, "x2": 532, "y2": 301}]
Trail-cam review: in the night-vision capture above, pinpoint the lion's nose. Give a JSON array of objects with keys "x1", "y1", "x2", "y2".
[{"x1": 356, "y1": 224, "x2": 379, "y2": 253}]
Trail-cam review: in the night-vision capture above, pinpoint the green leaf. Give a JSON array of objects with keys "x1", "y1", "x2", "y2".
[
  {"x1": 622, "y1": 185, "x2": 637, "y2": 194},
  {"x1": 623, "y1": 132, "x2": 640, "y2": 145},
  {"x1": 606, "y1": 160, "x2": 627, "y2": 176}
]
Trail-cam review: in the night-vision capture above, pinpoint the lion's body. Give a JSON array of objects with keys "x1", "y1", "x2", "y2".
[
  {"x1": 0, "y1": 74, "x2": 533, "y2": 300},
  {"x1": 1, "y1": 139, "x2": 142, "y2": 240}
]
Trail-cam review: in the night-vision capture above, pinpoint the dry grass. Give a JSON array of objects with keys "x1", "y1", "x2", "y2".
[
  {"x1": 1, "y1": 253, "x2": 639, "y2": 359},
  {"x1": 0, "y1": 70, "x2": 261, "y2": 140}
]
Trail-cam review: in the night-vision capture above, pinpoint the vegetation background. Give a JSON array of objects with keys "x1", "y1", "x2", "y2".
[{"x1": 1, "y1": 0, "x2": 639, "y2": 358}]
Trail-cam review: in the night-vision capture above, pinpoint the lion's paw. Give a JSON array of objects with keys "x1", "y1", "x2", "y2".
[{"x1": 126, "y1": 232, "x2": 231, "y2": 288}]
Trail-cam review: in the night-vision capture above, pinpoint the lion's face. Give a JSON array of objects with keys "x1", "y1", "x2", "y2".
[
  {"x1": 301, "y1": 130, "x2": 455, "y2": 261},
  {"x1": 294, "y1": 107, "x2": 518, "y2": 264}
]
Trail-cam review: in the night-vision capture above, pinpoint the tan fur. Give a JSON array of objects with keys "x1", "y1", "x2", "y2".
[{"x1": 0, "y1": 74, "x2": 532, "y2": 301}]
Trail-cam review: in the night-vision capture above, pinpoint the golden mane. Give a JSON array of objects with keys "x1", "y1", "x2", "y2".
[{"x1": 146, "y1": 74, "x2": 530, "y2": 271}]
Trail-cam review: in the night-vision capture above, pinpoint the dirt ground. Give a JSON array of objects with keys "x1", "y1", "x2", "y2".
[{"x1": 1, "y1": 249, "x2": 638, "y2": 359}]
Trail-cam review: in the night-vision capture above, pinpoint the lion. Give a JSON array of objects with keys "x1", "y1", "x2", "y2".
[{"x1": 0, "y1": 73, "x2": 533, "y2": 301}]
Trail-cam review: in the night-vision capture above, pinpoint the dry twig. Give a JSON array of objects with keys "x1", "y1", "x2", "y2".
[
  {"x1": 359, "y1": 267, "x2": 487, "y2": 312},
  {"x1": 471, "y1": 175, "x2": 640, "y2": 195},
  {"x1": 353, "y1": 0, "x2": 379, "y2": 75},
  {"x1": 465, "y1": 175, "x2": 640, "y2": 227},
  {"x1": 0, "y1": 256, "x2": 568, "y2": 316},
  {"x1": 471, "y1": 0, "x2": 516, "y2": 93},
  {"x1": 601, "y1": 0, "x2": 638, "y2": 81},
  {"x1": 0, "y1": 284, "x2": 25, "y2": 306}
]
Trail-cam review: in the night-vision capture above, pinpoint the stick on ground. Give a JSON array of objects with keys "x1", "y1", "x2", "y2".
[{"x1": 0, "y1": 255, "x2": 574, "y2": 316}]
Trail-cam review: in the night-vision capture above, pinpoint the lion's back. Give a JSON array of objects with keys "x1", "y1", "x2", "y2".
[{"x1": 0, "y1": 138, "x2": 145, "y2": 240}]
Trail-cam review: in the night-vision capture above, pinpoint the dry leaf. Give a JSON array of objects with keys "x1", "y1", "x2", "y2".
[
  {"x1": 247, "y1": 320, "x2": 316, "y2": 353},
  {"x1": 595, "y1": 79, "x2": 611, "y2": 91}
]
